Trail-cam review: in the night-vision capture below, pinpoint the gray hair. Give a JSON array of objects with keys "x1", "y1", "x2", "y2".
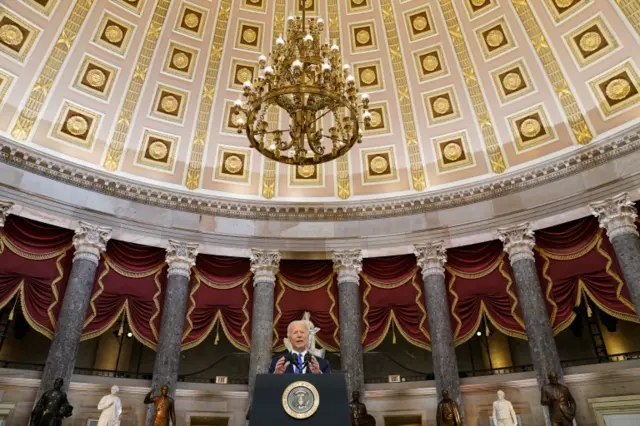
[{"x1": 287, "y1": 320, "x2": 310, "y2": 337}]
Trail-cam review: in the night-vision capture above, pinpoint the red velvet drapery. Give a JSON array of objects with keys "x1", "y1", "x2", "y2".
[
  {"x1": 360, "y1": 255, "x2": 430, "y2": 350},
  {"x1": 273, "y1": 260, "x2": 339, "y2": 351},
  {"x1": 2, "y1": 210, "x2": 638, "y2": 353},
  {"x1": 0, "y1": 216, "x2": 73, "y2": 337},
  {"x1": 182, "y1": 255, "x2": 252, "y2": 351},
  {"x1": 535, "y1": 217, "x2": 637, "y2": 334},
  {"x1": 82, "y1": 241, "x2": 166, "y2": 348},
  {"x1": 446, "y1": 241, "x2": 526, "y2": 345}
]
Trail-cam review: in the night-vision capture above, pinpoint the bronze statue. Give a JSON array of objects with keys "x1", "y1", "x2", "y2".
[
  {"x1": 30, "y1": 377, "x2": 73, "y2": 426},
  {"x1": 144, "y1": 384, "x2": 176, "y2": 426},
  {"x1": 436, "y1": 389, "x2": 462, "y2": 426},
  {"x1": 349, "y1": 391, "x2": 376, "y2": 426},
  {"x1": 540, "y1": 371, "x2": 576, "y2": 426}
]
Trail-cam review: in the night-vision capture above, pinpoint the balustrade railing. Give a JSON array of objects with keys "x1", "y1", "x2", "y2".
[{"x1": 1, "y1": 350, "x2": 638, "y2": 384}]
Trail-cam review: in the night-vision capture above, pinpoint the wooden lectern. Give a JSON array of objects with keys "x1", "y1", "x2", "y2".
[{"x1": 249, "y1": 373, "x2": 350, "y2": 426}]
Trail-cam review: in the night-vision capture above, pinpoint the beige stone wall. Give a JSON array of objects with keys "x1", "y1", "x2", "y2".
[{"x1": 1, "y1": 360, "x2": 640, "y2": 426}]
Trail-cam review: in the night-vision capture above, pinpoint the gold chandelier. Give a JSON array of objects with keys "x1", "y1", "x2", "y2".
[{"x1": 233, "y1": 0, "x2": 370, "y2": 166}]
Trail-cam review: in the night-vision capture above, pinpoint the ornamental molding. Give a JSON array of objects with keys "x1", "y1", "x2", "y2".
[
  {"x1": 166, "y1": 240, "x2": 199, "y2": 279},
  {"x1": 332, "y1": 249, "x2": 363, "y2": 283},
  {"x1": 590, "y1": 193, "x2": 639, "y2": 240},
  {"x1": 0, "y1": 201, "x2": 13, "y2": 227},
  {"x1": 414, "y1": 242, "x2": 446, "y2": 278},
  {"x1": 250, "y1": 249, "x2": 280, "y2": 283},
  {"x1": 0, "y1": 123, "x2": 639, "y2": 221},
  {"x1": 497, "y1": 223, "x2": 535, "y2": 264},
  {"x1": 73, "y1": 221, "x2": 112, "y2": 265}
]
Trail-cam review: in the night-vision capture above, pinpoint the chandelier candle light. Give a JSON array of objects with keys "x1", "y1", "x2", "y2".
[{"x1": 233, "y1": 0, "x2": 370, "y2": 166}]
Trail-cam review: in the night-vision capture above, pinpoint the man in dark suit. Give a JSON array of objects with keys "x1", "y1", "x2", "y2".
[{"x1": 268, "y1": 320, "x2": 331, "y2": 374}]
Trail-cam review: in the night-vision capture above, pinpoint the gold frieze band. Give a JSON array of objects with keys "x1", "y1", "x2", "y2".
[
  {"x1": 380, "y1": 0, "x2": 427, "y2": 190},
  {"x1": 437, "y1": 0, "x2": 507, "y2": 174},
  {"x1": 103, "y1": 0, "x2": 172, "y2": 171},
  {"x1": 511, "y1": 0, "x2": 593, "y2": 145},
  {"x1": 11, "y1": 0, "x2": 95, "y2": 141},
  {"x1": 184, "y1": 0, "x2": 232, "y2": 189}
]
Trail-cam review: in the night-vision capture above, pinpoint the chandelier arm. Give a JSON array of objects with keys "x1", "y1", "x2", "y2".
[{"x1": 312, "y1": 108, "x2": 334, "y2": 125}]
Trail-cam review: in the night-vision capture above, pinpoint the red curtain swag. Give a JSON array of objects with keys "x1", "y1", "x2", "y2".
[
  {"x1": 534, "y1": 217, "x2": 638, "y2": 334},
  {"x1": 0, "y1": 216, "x2": 73, "y2": 338},
  {"x1": 2, "y1": 213, "x2": 638, "y2": 353},
  {"x1": 182, "y1": 255, "x2": 252, "y2": 351},
  {"x1": 273, "y1": 259, "x2": 339, "y2": 352},
  {"x1": 445, "y1": 241, "x2": 526, "y2": 345},
  {"x1": 360, "y1": 255, "x2": 430, "y2": 351},
  {"x1": 81, "y1": 240, "x2": 166, "y2": 349}
]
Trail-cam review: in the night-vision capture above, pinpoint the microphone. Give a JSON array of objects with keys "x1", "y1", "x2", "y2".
[{"x1": 283, "y1": 351, "x2": 296, "y2": 365}]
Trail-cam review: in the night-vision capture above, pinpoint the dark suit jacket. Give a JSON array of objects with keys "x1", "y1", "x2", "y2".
[{"x1": 268, "y1": 353, "x2": 331, "y2": 374}]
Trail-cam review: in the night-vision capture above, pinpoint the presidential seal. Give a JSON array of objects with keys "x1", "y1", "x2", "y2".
[{"x1": 282, "y1": 381, "x2": 320, "y2": 419}]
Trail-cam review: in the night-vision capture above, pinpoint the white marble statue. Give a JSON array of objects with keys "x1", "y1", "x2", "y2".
[
  {"x1": 492, "y1": 390, "x2": 517, "y2": 426},
  {"x1": 284, "y1": 311, "x2": 325, "y2": 358},
  {"x1": 97, "y1": 385, "x2": 122, "y2": 426}
]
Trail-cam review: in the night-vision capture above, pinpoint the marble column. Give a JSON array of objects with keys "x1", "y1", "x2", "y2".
[
  {"x1": 591, "y1": 193, "x2": 640, "y2": 318},
  {"x1": 332, "y1": 249, "x2": 364, "y2": 397},
  {"x1": 498, "y1": 223, "x2": 562, "y2": 426},
  {"x1": 146, "y1": 240, "x2": 198, "y2": 426},
  {"x1": 39, "y1": 221, "x2": 112, "y2": 395},
  {"x1": 248, "y1": 249, "x2": 280, "y2": 401},
  {"x1": 413, "y1": 242, "x2": 464, "y2": 422}
]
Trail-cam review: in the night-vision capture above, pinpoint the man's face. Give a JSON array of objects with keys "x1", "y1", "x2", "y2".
[
  {"x1": 442, "y1": 390, "x2": 449, "y2": 399},
  {"x1": 289, "y1": 323, "x2": 309, "y2": 352},
  {"x1": 549, "y1": 372, "x2": 558, "y2": 385},
  {"x1": 54, "y1": 378, "x2": 63, "y2": 390},
  {"x1": 161, "y1": 385, "x2": 168, "y2": 396}
]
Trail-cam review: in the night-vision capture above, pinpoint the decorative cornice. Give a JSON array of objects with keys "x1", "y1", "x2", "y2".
[
  {"x1": 73, "y1": 221, "x2": 112, "y2": 265},
  {"x1": 414, "y1": 242, "x2": 446, "y2": 278},
  {"x1": 250, "y1": 249, "x2": 280, "y2": 283},
  {"x1": 332, "y1": 249, "x2": 363, "y2": 283},
  {"x1": 0, "y1": 123, "x2": 639, "y2": 221},
  {"x1": 166, "y1": 240, "x2": 199, "y2": 279},
  {"x1": 0, "y1": 200, "x2": 13, "y2": 227},
  {"x1": 590, "y1": 193, "x2": 639, "y2": 240},
  {"x1": 497, "y1": 223, "x2": 535, "y2": 264}
]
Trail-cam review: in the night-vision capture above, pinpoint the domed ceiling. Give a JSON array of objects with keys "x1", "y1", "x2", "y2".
[{"x1": 1, "y1": 0, "x2": 639, "y2": 206}]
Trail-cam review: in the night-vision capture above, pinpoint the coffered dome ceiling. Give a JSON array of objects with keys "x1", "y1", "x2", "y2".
[{"x1": 1, "y1": 0, "x2": 640, "y2": 208}]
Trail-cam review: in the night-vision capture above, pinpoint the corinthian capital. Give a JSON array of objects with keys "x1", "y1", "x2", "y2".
[
  {"x1": 590, "y1": 193, "x2": 639, "y2": 240},
  {"x1": 413, "y1": 241, "x2": 446, "y2": 278},
  {"x1": 73, "y1": 221, "x2": 112, "y2": 265},
  {"x1": 497, "y1": 223, "x2": 535, "y2": 264},
  {"x1": 250, "y1": 249, "x2": 280, "y2": 284},
  {"x1": 166, "y1": 240, "x2": 199, "y2": 279},
  {"x1": 0, "y1": 201, "x2": 13, "y2": 227},
  {"x1": 332, "y1": 249, "x2": 363, "y2": 283}
]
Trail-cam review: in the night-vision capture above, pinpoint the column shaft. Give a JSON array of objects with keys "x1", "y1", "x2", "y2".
[
  {"x1": 591, "y1": 193, "x2": 640, "y2": 317},
  {"x1": 333, "y1": 249, "x2": 365, "y2": 397},
  {"x1": 414, "y1": 242, "x2": 464, "y2": 423},
  {"x1": 499, "y1": 223, "x2": 562, "y2": 426},
  {"x1": 338, "y1": 280, "x2": 364, "y2": 396},
  {"x1": 38, "y1": 222, "x2": 111, "y2": 395},
  {"x1": 146, "y1": 240, "x2": 197, "y2": 426},
  {"x1": 610, "y1": 233, "x2": 640, "y2": 315},
  {"x1": 510, "y1": 259, "x2": 562, "y2": 384},
  {"x1": 423, "y1": 273, "x2": 464, "y2": 414},
  {"x1": 247, "y1": 280, "x2": 275, "y2": 395},
  {"x1": 247, "y1": 249, "x2": 280, "y2": 402},
  {"x1": 39, "y1": 259, "x2": 99, "y2": 392},
  {"x1": 149, "y1": 274, "x2": 190, "y2": 393}
]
